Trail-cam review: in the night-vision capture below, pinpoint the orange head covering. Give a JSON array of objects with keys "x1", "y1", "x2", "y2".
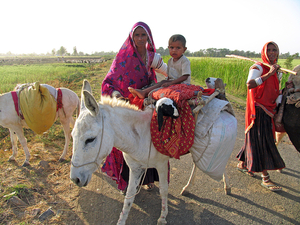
[
  {"x1": 261, "y1": 41, "x2": 279, "y2": 65},
  {"x1": 245, "y1": 41, "x2": 280, "y2": 135}
]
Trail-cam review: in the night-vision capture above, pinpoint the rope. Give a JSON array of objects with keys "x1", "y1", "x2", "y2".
[
  {"x1": 71, "y1": 112, "x2": 104, "y2": 169},
  {"x1": 125, "y1": 109, "x2": 155, "y2": 199},
  {"x1": 71, "y1": 107, "x2": 154, "y2": 199}
]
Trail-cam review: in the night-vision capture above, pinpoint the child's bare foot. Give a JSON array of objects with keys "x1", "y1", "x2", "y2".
[{"x1": 128, "y1": 87, "x2": 146, "y2": 99}]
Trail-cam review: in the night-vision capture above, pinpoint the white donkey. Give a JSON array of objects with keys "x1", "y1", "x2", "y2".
[
  {"x1": 70, "y1": 80, "x2": 237, "y2": 225},
  {"x1": 0, "y1": 84, "x2": 80, "y2": 166}
]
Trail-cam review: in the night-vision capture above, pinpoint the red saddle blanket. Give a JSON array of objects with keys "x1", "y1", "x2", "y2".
[{"x1": 150, "y1": 84, "x2": 213, "y2": 159}]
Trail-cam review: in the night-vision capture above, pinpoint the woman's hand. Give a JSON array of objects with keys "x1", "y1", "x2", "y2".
[
  {"x1": 268, "y1": 64, "x2": 281, "y2": 76},
  {"x1": 247, "y1": 64, "x2": 281, "y2": 89}
]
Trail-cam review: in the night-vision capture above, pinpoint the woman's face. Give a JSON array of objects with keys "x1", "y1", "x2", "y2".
[
  {"x1": 267, "y1": 43, "x2": 278, "y2": 64},
  {"x1": 133, "y1": 27, "x2": 148, "y2": 49}
]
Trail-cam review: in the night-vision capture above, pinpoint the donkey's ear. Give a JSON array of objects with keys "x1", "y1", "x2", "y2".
[
  {"x1": 157, "y1": 106, "x2": 164, "y2": 132},
  {"x1": 82, "y1": 79, "x2": 92, "y2": 93},
  {"x1": 81, "y1": 80, "x2": 93, "y2": 110},
  {"x1": 83, "y1": 90, "x2": 99, "y2": 116}
]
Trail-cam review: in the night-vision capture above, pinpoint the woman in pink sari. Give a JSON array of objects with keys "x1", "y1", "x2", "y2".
[{"x1": 101, "y1": 22, "x2": 167, "y2": 192}]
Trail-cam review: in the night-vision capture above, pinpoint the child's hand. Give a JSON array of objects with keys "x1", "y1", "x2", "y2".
[{"x1": 161, "y1": 82, "x2": 172, "y2": 87}]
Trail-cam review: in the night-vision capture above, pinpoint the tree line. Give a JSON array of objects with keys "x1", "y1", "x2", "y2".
[
  {"x1": 39, "y1": 46, "x2": 300, "y2": 60},
  {"x1": 156, "y1": 47, "x2": 300, "y2": 59},
  {"x1": 1, "y1": 46, "x2": 299, "y2": 60}
]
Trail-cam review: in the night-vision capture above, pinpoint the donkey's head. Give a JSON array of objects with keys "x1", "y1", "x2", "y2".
[{"x1": 70, "y1": 80, "x2": 113, "y2": 187}]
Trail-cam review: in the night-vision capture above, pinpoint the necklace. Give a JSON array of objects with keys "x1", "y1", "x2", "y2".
[{"x1": 142, "y1": 52, "x2": 148, "y2": 65}]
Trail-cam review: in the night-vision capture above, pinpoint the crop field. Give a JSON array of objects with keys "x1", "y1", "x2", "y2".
[
  {"x1": 1, "y1": 56, "x2": 299, "y2": 97},
  {"x1": 187, "y1": 57, "x2": 300, "y2": 99}
]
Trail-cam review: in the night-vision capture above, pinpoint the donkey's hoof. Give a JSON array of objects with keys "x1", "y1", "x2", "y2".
[
  {"x1": 157, "y1": 218, "x2": 167, "y2": 225},
  {"x1": 58, "y1": 158, "x2": 66, "y2": 162},
  {"x1": 22, "y1": 162, "x2": 30, "y2": 167},
  {"x1": 224, "y1": 187, "x2": 231, "y2": 195},
  {"x1": 180, "y1": 189, "x2": 190, "y2": 196},
  {"x1": 8, "y1": 157, "x2": 16, "y2": 162}
]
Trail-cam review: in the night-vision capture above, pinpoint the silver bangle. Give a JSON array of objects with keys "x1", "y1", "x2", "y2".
[
  {"x1": 112, "y1": 91, "x2": 121, "y2": 98},
  {"x1": 254, "y1": 77, "x2": 263, "y2": 86}
]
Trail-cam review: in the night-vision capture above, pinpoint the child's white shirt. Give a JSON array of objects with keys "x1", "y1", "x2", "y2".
[{"x1": 167, "y1": 55, "x2": 191, "y2": 84}]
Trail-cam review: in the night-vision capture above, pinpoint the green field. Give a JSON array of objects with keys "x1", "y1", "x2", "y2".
[
  {"x1": 188, "y1": 57, "x2": 300, "y2": 99},
  {"x1": 0, "y1": 64, "x2": 87, "y2": 93},
  {"x1": 1, "y1": 57, "x2": 299, "y2": 99}
]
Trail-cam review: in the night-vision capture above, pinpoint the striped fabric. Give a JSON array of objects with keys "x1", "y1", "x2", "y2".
[{"x1": 237, "y1": 107, "x2": 285, "y2": 172}]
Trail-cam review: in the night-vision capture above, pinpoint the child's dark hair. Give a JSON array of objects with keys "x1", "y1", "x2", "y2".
[{"x1": 169, "y1": 34, "x2": 186, "y2": 47}]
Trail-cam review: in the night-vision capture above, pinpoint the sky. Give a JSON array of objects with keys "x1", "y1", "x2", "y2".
[{"x1": 1, "y1": 0, "x2": 300, "y2": 55}]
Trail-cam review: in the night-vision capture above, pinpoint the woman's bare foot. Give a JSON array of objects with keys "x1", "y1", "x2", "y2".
[
  {"x1": 128, "y1": 87, "x2": 146, "y2": 98},
  {"x1": 142, "y1": 183, "x2": 154, "y2": 191},
  {"x1": 237, "y1": 162, "x2": 255, "y2": 177}
]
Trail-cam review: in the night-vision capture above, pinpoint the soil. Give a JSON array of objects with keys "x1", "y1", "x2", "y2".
[
  {"x1": 0, "y1": 66, "x2": 299, "y2": 225},
  {"x1": 0, "y1": 56, "x2": 111, "y2": 65}
]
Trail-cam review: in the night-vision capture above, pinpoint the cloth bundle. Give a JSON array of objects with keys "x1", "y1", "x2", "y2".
[
  {"x1": 287, "y1": 92, "x2": 300, "y2": 108},
  {"x1": 150, "y1": 84, "x2": 204, "y2": 159},
  {"x1": 19, "y1": 82, "x2": 57, "y2": 134}
]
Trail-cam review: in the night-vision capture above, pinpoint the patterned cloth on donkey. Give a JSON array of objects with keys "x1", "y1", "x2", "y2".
[{"x1": 150, "y1": 83, "x2": 205, "y2": 159}]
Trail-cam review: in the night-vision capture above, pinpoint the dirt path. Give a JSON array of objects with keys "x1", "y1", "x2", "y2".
[
  {"x1": 64, "y1": 102, "x2": 299, "y2": 225},
  {"x1": 59, "y1": 76, "x2": 300, "y2": 225}
]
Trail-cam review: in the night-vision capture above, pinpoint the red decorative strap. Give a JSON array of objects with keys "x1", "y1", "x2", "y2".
[
  {"x1": 11, "y1": 91, "x2": 20, "y2": 116},
  {"x1": 56, "y1": 88, "x2": 63, "y2": 111}
]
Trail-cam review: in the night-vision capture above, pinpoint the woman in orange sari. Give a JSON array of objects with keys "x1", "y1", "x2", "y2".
[{"x1": 236, "y1": 41, "x2": 285, "y2": 191}]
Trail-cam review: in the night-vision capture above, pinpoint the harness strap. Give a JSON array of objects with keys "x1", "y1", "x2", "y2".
[
  {"x1": 11, "y1": 91, "x2": 24, "y2": 119},
  {"x1": 71, "y1": 111, "x2": 104, "y2": 168},
  {"x1": 56, "y1": 88, "x2": 63, "y2": 111},
  {"x1": 11, "y1": 91, "x2": 19, "y2": 116},
  {"x1": 12, "y1": 88, "x2": 63, "y2": 118}
]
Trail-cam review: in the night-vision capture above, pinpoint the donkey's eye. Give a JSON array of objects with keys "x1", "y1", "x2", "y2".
[{"x1": 85, "y1": 137, "x2": 95, "y2": 145}]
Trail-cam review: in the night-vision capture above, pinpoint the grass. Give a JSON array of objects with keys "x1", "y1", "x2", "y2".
[
  {"x1": 0, "y1": 59, "x2": 113, "y2": 225},
  {"x1": 1, "y1": 56, "x2": 299, "y2": 99},
  {"x1": 0, "y1": 59, "x2": 111, "y2": 153},
  {"x1": 4, "y1": 184, "x2": 31, "y2": 201},
  {"x1": 189, "y1": 57, "x2": 252, "y2": 99},
  {"x1": 0, "y1": 63, "x2": 89, "y2": 93},
  {"x1": 188, "y1": 57, "x2": 300, "y2": 99}
]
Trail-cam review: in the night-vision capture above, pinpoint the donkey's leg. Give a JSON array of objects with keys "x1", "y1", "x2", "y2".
[
  {"x1": 275, "y1": 131, "x2": 285, "y2": 173},
  {"x1": 223, "y1": 171, "x2": 231, "y2": 195},
  {"x1": 57, "y1": 108, "x2": 73, "y2": 162},
  {"x1": 156, "y1": 160, "x2": 169, "y2": 225},
  {"x1": 59, "y1": 116, "x2": 71, "y2": 162},
  {"x1": 180, "y1": 162, "x2": 197, "y2": 195},
  {"x1": 8, "y1": 129, "x2": 18, "y2": 162},
  {"x1": 69, "y1": 116, "x2": 75, "y2": 128},
  {"x1": 117, "y1": 167, "x2": 143, "y2": 225},
  {"x1": 10, "y1": 126, "x2": 30, "y2": 166}
]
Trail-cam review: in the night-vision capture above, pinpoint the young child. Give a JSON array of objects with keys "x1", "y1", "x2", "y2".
[{"x1": 128, "y1": 34, "x2": 191, "y2": 98}]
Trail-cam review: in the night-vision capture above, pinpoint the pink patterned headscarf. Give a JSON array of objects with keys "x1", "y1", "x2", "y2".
[{"x1": 101, "y1": 22, "x2": 157, "y2": 97}]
